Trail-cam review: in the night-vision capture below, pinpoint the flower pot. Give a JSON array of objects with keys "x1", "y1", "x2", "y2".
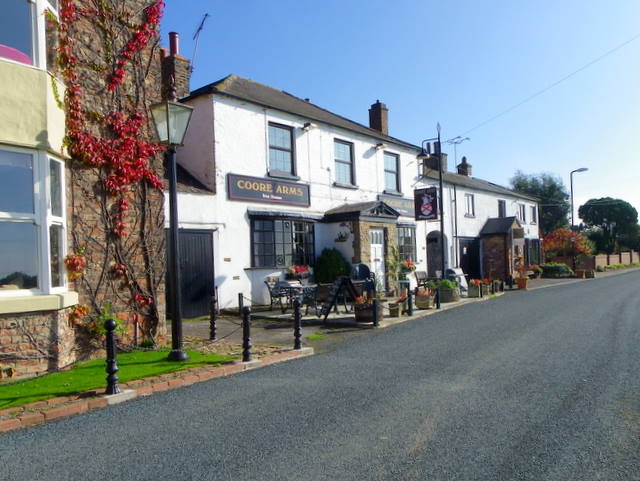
[
  {"x1": 354, "y1": 303, "x2": 383, "y2": 323},
  {"x1": 516, "y1": 277, "x2": 528, "y2": 290},
  {"x1": 492, "y1": 280, "x2": 502, "y2": 293},
  {"x1": 585, "y1": 270, "x2": 595, "y2": 278},
  {"x1": 575, "y1": 269, "x2": 585, "y2": 279},
  {"x1": 439, "y1": 288, "x2": 460, "y2": 303},
  {"x1": 414, "y1": 295, "x2": 434, "y2": 309},
  {"x1": 468, "y1": 285, "x2": 481, "y2": 298},
  {"x1": 388, "y1": 303, "x2": 401, "y2": 317}
]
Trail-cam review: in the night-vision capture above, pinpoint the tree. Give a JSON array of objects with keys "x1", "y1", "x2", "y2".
[
  {"x1": 578, "y1": 198, "x2": 638, "y2": 253},
  {"x1": 510, "y1": 171, "x2": 570, "y2": 235},
  {"x1": 542, "y1": 228, "x2": 592, "y2": 258}
]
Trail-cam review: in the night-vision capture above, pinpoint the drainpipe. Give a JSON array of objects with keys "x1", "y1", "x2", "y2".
[{"x1": 453, "y1": 184, "x2": 459, "y2": 267}]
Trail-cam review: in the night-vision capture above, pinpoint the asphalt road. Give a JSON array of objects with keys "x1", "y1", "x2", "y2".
[{"x1": 2, "y1": 271, "x2": 640, "y2": 481}]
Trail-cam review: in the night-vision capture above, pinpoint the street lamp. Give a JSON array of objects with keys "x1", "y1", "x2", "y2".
[
  {"x1": 417, "y1": 123, "x2": 447, "y2": 279},
  {"x1": 570, "y1": 167, "x2": 589, "y2": 229},
  {"x1": 150, "y1": 97, "x2": 194, "y2": 362}
]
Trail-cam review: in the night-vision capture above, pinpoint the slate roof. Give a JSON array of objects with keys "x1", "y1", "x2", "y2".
[
  {"x1": 422, "y1": 168, "x2": 539, "y2": 202},
  {"x1": 479, "y1": 217, "x2": 521, "y2": 235},
  {"x1": 163, "y1": 164, "x2": 213, "y2": 194},
  {"x1": 185, "y1": 75, "x2": 419, "y2": 150}
]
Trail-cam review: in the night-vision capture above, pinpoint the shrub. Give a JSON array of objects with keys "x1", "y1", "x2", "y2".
[
  {"x1": 541, "y1": 263, "x2": 574, "y2": 278},
  {"x1": 596, "y1": 265, "x2": 605, "y2": 272},
  {"x1": 438, "y1": 279, "x2": 458, "y2": 289},
  {"x1": 314, "y1": 248, "x2": 351, "y2": 283},
  {"x1": 425, "y1": 280, "x2": 438, "y2": 290}
]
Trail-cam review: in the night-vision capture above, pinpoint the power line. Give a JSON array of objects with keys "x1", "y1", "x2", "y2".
[{"x1": 455, "y1": 31, "x2": 640, "y2": 137}]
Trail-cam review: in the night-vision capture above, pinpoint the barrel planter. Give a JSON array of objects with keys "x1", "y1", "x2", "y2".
[
  {"x1": 439, "y1": 288, "x2": 460, "y2": 303},
  {"x1": 516, "y1": 277, "x2": 528, "y2": 290},
  {"x1": 468, "y1": 284, "x2": 481, "y2": 298},
  {"x1": 414, "y1": 295, "x2": 434, "y2": 309},
  {"x1": 354, "y1": 302, "x2": 383, "y2": 323}
]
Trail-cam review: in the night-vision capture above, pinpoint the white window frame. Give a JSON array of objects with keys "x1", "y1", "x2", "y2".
[
  {"x1": 0, "y1": 146, "x2": 67, "y2": 297},
  {"x1": 464, "y1": 193, "x2": 475, "y2": 217},
  {"x1": 530, "y1": 205, "x2": 537, "y2": 224},
  {"x1": 517, "y1": 203, "x2": 526, "y2": 223},
  {"x1": 1, "y1": 1, "x2": 58, "y2": 71}
]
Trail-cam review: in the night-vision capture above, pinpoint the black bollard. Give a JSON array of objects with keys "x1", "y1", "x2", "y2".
[
  {"x1": 436, "y1": 288, "x2": 441, "y2": 309},
  {"x1": 372, "y1": 299, "x2": 380, "y2": 327},
  {"x1": 293, "y1": 298, "x2": 302, "y2": 350},
  {"x1": 242, "y1": 306, "x2": 252, "y2": 362},
  {"x1": 480, "y1": 283, "x2": 483, "y2": 298},
  {"x1": 238, "y1": 293, "x2": 244, "y2": 319},
  {"x1": 104, "y1": 319, "x2": 121, "y2": 395},
  {"x1": 209, "y1": 295, "x2": 217, "y2": 341},
  {"x1": 500, "y1": 281, "x2": 505, "y2": 292},
  {"x1": 407, "y1": 290, "x2": 413, "y2": 316},
  {"x1": 508, "y1": 276, "x2": 514, "y2": 290}
]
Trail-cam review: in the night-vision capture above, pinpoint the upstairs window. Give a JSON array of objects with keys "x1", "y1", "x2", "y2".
[
  {"x1": 268, "y1": 123, "x2": 295, "y2": 176},
  {"x1": 517, "y1": 203, "x2": 526, "y2": 223},
  {"x1": 498, "y1": 199, "x2": 506, "y2": 218},
  {"x1": 383, "y1": 152, "x2": 400, "y2": 193},
  {"x1": 530, "y1": 206, "x2": 537, "y2": 224},
  {"x1": 334, "y1": 139, "x2": 354, "y2": 185},
  {"x1": 465, "y1": 194, "x2": 475, "y2": 217}
]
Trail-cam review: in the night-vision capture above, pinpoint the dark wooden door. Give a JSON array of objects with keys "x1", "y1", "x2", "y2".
[
  {"x1": 167, "y1": 229, "x2": 215, "y2": 319},
  {"x1": 459, "y1": 237, "x2": 480, "y2": 279}
]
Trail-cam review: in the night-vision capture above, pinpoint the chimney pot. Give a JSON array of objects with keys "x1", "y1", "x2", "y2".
[
  {"x1": 169, "y1": 32, "x2": 180, "y2": 56},
  {"x1": 457, "y1": 156, "x2": 472, "y2": 176}
]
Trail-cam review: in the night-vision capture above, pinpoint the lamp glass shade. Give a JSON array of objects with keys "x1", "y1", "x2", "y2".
[{"x1": 150, "y1": 101, "x2": 194, "y2": 145}]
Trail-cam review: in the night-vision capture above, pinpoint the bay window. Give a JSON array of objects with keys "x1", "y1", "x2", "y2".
[
  {"x1": 0, "y1": 0, "x2": 58, "y2": 69},
  {"x1": 0, "y1": 147, "x2": 66, "y2": 294}
]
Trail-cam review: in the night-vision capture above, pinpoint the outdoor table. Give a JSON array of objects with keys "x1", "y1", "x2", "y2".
[{"x1": 276, "y1": 281, "x2": 318, "y2": 313}]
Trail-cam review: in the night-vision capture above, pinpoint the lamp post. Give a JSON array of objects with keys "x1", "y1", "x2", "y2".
[
  {"x1": 417, "y1": 123, "x2": 447, "y2": 279},
  {"x1": 570, "y1": 167, "x2": 588, "y2": 229},
  {"x1": 150, "y1": 96, "x2": 194, "y2": 362}
]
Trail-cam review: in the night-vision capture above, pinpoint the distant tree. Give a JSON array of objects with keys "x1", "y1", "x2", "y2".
[
  {"x1": 542, "y1": 228, "x2": 592, "y2": 258},
  {"x1": 510, "y1": 171, "x2": 570, "y2": 235},
  {"x1": 578, "y1": 198, "x2": 638, "y2": 253}
]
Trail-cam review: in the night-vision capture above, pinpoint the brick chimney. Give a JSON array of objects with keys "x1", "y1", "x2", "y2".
[
  {"x1": 457, "y1": 156, "x2": 472, "y2": 176},
  {"x1": 161, "y1": 32, "x2": 191, "y2": 100},
  {"x1": 369, "y1": 100, "x2": 388, "y2": 135}
]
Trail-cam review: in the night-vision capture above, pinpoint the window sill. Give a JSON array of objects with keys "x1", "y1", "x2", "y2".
[
  {"x1": 333, "y1": 182, "x2": 358, "y2": 190},
  {"x1": 244, "y1": 267, "x2": 283, "y2": 271},
  {"x1": 464, "y1": 214, "x2": 475, "y2": 218},
  {"x1": 267, "y1": 172, "x2": 300, "y2": 181},
  {"x1": 0, "y1": 291, "x2": 79, "y2": 315},
  {"x1": 383, "y1": 190, "x2": 403, "y2": 197}
]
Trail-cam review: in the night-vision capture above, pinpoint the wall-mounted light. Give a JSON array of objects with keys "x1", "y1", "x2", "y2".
[
  {"x1": 375, "y1": 142, "x2": 387, "y2": 150},
  {"x1": 302, "y1": 122, "x2": 316, "y2": 132}
]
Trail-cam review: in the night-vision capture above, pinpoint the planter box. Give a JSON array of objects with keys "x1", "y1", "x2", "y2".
[
  {"x1": 492, "y1": 280, "x2": 502, "y2": 293},
  {"x1": 414, "y1": 295, "x2": 434, "y2": 309},
  {"x1": 468, "y1": 285, "x2": 481, "y2": 298},
  {"x1": 388, "y1": 303, "x2": 401, "y2": 317},
  {"x1": 439, "y1": 288, "x2": 460, "y2": 303},
  {"x1": 354, "y1": 303, "x2": 383, "y2": 323},
  {"x1": 516, "y1": 278, "x2": 528, "y2": 290},
  {"x1": 575, "y1": 270, "x2": 586, "y2": 279}
]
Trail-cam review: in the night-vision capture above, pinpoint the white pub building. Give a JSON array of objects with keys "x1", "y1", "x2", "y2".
[{"x1": 169, "y1": 75, "x2": 540, "y2": 312}]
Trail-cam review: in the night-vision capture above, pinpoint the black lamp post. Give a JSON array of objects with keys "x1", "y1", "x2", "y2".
[
  {"x1": 150, "y1": 97, "x2": 194, "y2": 362},
  {"x1": 417, "y1": 123, "x2": 447, "y2": 279},
  {"x1": 570, "y1": 167, "x2": 588, "y2": 229}
]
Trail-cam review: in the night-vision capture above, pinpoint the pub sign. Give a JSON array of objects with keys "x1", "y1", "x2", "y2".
[
  {"x1": 227, "y1": 174, "x2": 310, "y2": 207},
  {"x1": 414, "y1": 187, "x2": 438, "y2": 221}
]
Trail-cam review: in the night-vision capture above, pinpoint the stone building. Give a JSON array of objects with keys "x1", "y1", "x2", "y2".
[
  {"x1": 171, "y1": 75, "x2": 541, "y2": 312},
  {"x1": 0, "y1": 0, "x2": 170, "y2": 378}
]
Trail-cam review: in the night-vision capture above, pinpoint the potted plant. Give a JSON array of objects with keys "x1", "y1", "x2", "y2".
[
  {"x1": 482, "y1": 278, "x2": 493, "y2": 294},
  {"x1": 468, "y1": 279, "x2": 482, "y2": 298},
  {"x1": 385, "y1": 245, "x2": 403, "y2": 295},
  {"x1": 514, "y1": 258, "x2": 529, "y2": 290},
  {"x1": 492, "y1": 279, "x2": 502, "y2": 293},
  {"x1": 414, "y1": 288, "x2": 434, "y2": 309},
  {"x1": 438, "y1": 279, "x2": 460, "y2": 303},
  {"x1": 285, "y1": 264, "x2": 311, "y2": 280},
  {"x1": 353, "y1": 295, "x2": 383, "y2": 323},
  {"x1": 530, "y1": 264, "x2": 543, "y2": 279}
]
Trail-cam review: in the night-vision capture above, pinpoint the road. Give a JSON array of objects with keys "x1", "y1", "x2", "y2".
[{"x1": 2, "y1": 271, "x2": 640, "y2": 480}]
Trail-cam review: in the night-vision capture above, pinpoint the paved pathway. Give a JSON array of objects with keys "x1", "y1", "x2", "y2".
[{"x1": 2, "y1": 270, "x2": 639, "y2": 480}]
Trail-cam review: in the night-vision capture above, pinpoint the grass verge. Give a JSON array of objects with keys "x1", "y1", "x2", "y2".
[
  {"x1": 307, "y1": 332, "x2": 326, "y2": 342},
  {"x1": 0, "y1": 350, "x2": 236, "y2": 410}
]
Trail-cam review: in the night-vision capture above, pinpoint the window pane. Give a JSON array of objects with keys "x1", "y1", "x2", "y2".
[
  {"x1": 334, "y1": 142, "x2": 351, "y2": 162},
  {"x1": 384, "y1": 153, "x2": 397, "y2": 171},
  {"x1": 335, "y1": 161, "x2": 351, "y2": 184},
  {"x1": 50, "y1": 159, "x2": 62, "y2": 217},
  {"x1": 49, "y1": 224, "x2": 63, "y2": 287},
  {"x1": 0, "y1": 222, "x2": 38, "y2": 289},
  {"x1": 385, "y1": 172, "x2": 397, "y2": 191},
  {"x1": 0, "y1": 150, "x2": 34, "y2": 213},
  {"x1": 269, "y1": 125, "x2": 291, "y2": 149},
  {"x1": 269, "y1": 148, "x2": 292, "y2": 173},
  {"x1": 0, "y1": 0, "x2": 33, "y2": 65}
]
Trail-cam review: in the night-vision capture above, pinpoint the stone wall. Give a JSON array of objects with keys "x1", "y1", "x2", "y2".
[
  {"x1": 482, "y1": 234, "x2": 508, "y2": 280},
  {"x1": 0, "y1": 309, "x2": 77, "y2": 379}
]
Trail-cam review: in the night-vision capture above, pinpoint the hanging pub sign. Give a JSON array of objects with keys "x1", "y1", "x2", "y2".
[
  {"x1": 414, "y1": 187, "x2": 438, "y2": 221},
  {"x1": 227, "y1": 174, "x2": 310, "y2": 207}
]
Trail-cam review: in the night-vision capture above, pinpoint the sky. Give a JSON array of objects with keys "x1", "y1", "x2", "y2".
[{"x1": 161, "y1": 0, "x2": 640, "y2": 222}]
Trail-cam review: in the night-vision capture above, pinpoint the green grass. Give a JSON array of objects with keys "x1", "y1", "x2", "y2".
[
  {"x1": 0, "y1": 350, "x2": 236, "y2": 410},
  {"x1": 306, "y1": 332, "x2": 326, "y2": 342}
]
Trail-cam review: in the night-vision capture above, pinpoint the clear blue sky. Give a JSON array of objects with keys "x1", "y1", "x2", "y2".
[{"x1": 161, "y1": 0, "x2": 640, "y2": 220}]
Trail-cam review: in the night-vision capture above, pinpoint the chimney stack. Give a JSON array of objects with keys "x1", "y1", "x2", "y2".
[
  {"x1": 457, "y1": 156, "x2": 472, "y2": 176},
  {"x1": 369, "y1": 100, "x2": 389, "y2": 135},
  {"x1": 161, "y1": 32, "x2": 191, "y2": 100}
]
